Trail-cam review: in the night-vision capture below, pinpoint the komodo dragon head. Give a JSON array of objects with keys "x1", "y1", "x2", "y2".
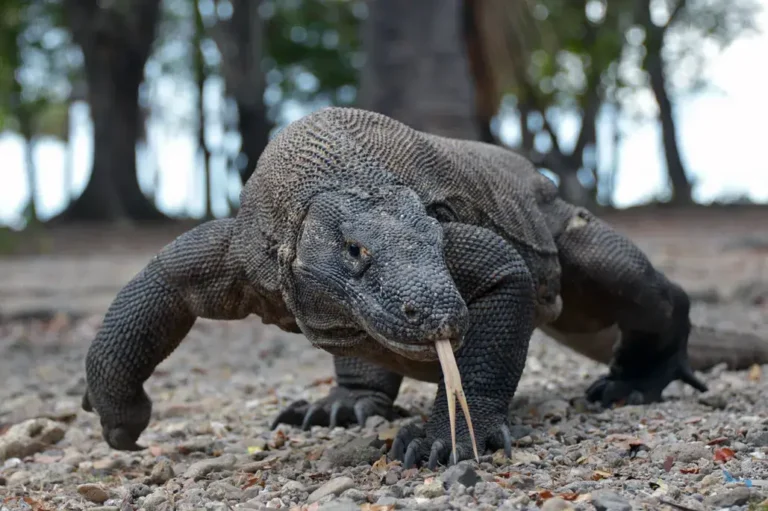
[{"x1": 284, "y1": 184, "x2": 469, "y2": 363}]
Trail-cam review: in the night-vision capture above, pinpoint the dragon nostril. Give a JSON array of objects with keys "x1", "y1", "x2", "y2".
[{"x1": 402, "y1": 302, "x2": 420, "y2": 322}]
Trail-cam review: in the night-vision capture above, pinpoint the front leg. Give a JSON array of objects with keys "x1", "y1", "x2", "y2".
[
  {"x1": 391, "y1": 222, "x2": 536, "y2": 468},
  {"x1": 272, "y1": 356, "x2": 403, "y2": 429},
  {"x1": 82, "y1": 219, "x2": 268, "y2": 450}
]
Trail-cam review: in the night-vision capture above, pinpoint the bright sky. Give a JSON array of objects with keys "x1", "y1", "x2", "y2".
[{"x1": 1, "y1": 8, "x2": 767, "y2": 227}]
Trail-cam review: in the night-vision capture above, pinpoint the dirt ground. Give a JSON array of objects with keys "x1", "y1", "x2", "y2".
[{"x1": 1, "y1": 207, "x2": 767, "y2": 511}]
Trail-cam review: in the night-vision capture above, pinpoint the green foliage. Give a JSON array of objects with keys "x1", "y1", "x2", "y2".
[{"x1": 263, "y1": 0, "x2": 365, "y2": 115}]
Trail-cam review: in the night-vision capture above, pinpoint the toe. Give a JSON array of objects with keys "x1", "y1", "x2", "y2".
[
  {"x1": 301, "y1": 404, "x2": 329, "y2": 430},
  {"x1": 271, "y1": 400, "x2": 309, "y2": 429},
  {"x1": 486, "y1": 423, "x2": 512, "y2": 458}
]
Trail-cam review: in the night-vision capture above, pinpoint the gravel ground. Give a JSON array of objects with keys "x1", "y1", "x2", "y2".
[{"x1": 1, "y1": 209, "x2": 768, "y2": 511}]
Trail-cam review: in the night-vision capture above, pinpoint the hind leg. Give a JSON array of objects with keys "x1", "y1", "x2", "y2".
[{"x1": 549, "y1": 202, "x2": 707, "y2": 406}]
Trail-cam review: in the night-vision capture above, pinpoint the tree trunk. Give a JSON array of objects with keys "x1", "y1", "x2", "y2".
[
  {"x1": 359, "y1": 0, "x2": 479, "y2": 140},
  {"x1": 211, "y1": 0, "x2": 271, "y2": 184},
  {"x1": 54, "y1": 0, "x2": 165, "y2": 222},
  {"x1": 639, "y1": 0, "x2": 692, "y2": 205},
  {"x1": 646, "y1": 53, "x2": 691, "y2": 204},
  {"x1": 194, "y1": 1, "x2": 212, "y2": 219}
]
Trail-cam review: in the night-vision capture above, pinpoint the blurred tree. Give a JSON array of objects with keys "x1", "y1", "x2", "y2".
[
  {"x1": 55, "y1": 0, "x2": 165, "y2": 222},
  {"x1": 360, "y1": 0, "x2": 478, "y2": 139},
  {"x1": 208, "y1": 0, "x2": 271, "y2": 183}
]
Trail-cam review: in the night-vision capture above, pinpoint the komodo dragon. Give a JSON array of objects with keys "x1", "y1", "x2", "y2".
[{"x1": 81, "y1": 107, "x2": 767, "y2": 468}]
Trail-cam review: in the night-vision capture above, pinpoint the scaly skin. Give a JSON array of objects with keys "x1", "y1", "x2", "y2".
[{"x1": 81, "y1": 107, "x2": 760, "y2": 468}]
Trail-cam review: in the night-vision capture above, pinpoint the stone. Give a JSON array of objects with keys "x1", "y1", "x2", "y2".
[
  {"x1": 149, "y1": 458, "x2": 175, "y2": 484},
  {"x1": 591, "y1": 491, "x2": 631, "y2": 511},
  {"x1": 142, "y1": 488, "x2": 168, "y2": 511},
  {"x1": 0, "y1": 418, "x2": 66, "y2": 460},
  {"x1": 326, "y1": 435, "x2": 383, "y2": 468},
  {"x1": 541, "y1": 498, "x2": 575, "y2": 511},
  {"x1": 538, "y1": 399, "x2": 570, "y2": 420},
  {"x1": 317, "y1": 500, "x2": 359, "y2": 511},
  {"x1": 441, "y1": 462, "x2": 481, "y2": 488},
  {"x1": 650, "y1": 442, "x2": 709, "y2": 465},
  {"x1": 281, "y1": 480, "x2": 306, "y2": 493},
  {"x1": 307, "y1": 477, "x2": 355, "y2": 503},
  {"x1": 77, "y1": 483, "x2": 110, "y2": 504},
  {"x1": 414, "y1": 479, "x2": 445, "y2": 499},
  {"x1": 747, "y1": 427, "x2": 768, "y2": 447},
  {"x1": 183, "y1": 454, "x2": 235, "y2": 480},
  {"x1": 704, "y1": 487, "x2": 754, "y2": 508}
]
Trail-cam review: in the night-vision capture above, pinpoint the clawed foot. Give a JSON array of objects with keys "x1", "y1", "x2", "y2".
[
  {"x1": 271, "y1": 386, "x2": 395, "y2": 430},
  {"x1": 81, "y1": 386, "x2": 151, "y2": 451},
  {"x1": 586, "y1": 349, "x2": 707, "y2": 407},
  {"x1": 390, "y1": 416, "x2": 511, "y2": 469}
]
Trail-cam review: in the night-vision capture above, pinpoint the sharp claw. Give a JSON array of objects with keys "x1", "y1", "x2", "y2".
[
  {"x1": 404, "y1": 441, "x2": 421, "y2": 469},
  {"x1": 429, "y1": 439, "x2": 446, "y2": 469},
  {"x1": 81, "y1": 392, "x2": 93, "y2": 412},
  {"x1": 680, "y1": 364, "x2": 708, "y2": 392},
  {"x1": 500, "y1": 423, "x2": 512, "y2": 458},
  {"x1": 301, "y1": 404, "x2": 322, "y2": 431},
  {"x1": 353, "y1": 400, "x2": 370, "y2": 426},
  {"x1": 391, "y1": 437, "x2": 405, "y2": 462},
  {"x1": 329, "y1": 400, "x2": 343, "y2": 428}
]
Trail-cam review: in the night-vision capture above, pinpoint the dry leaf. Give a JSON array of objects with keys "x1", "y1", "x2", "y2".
[
  {"x1": 360, "y1": 504, "x2": 395, "y2": 511},
  {"x1": 271, "y1": 429, "x2": 287, "y2": 449},
  {"x1": 538, "y1": 490, "x2": 554, "y2": 500},
  {"x1": 663, "y1": 456, "x2": 674, "y2": 473},
  {"x1": 371, "y1": 455, "x2": 392, "y2": 476},
  {"x1": 706, "y1": 437, "x2": 729, "y2": 446},
  {"x1": 308, "y1": 376, "x2": 334, "y2": 387},
  {"x1": 560, "y1": 492, "x2": 580, "y2": 501},
  {"x1": 714, "y1": 447, "x2": 735, "y2": 463},
  {"x1": 749, "y1": 364, "x2": 762, "y2": 381},
  {"x1": 684, "y1": 416, "x2": 703, "y2": 424},
  {"x1": 591, "y1": 470, "x2": 612, "y2": 480},
  {"x1": 680, "y1": 466, "x2": 700, "y2": 474}
]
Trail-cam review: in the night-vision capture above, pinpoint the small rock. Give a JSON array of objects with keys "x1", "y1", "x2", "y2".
[
  {"x1": 183, "y1": 454, "x2": 235, "y2": 480},
  {"x1": 376, "y1": 496, "x2": 398, "y2": 506},
  {"x1": 541, "y1": 498, "x2": 575, "y2": 511},
  {"x1": 281, "y1": 480, "x2": 306, "y2": 493},
  {"x1": 650, "y1": 442, "x2": 709, "y2": 465},
  {"x1": 77, "y1": 483, "x2": 110, "y2": 504},
  {"x1": 265, "y1": 497, "x2": 284, "y2": 508},
  {"x1": 88, "y1": 507, "x2": 119, "y2": 511},
  {"x1": 308, "y1": 477, "x2": 355, "y2": 503},
  {"x1": 326, "y1": 435, "x2": 383, "y2": 467},
  {"x1": 142, "y1": 488, "x2": 168, "y2": 511},
  {"x1": 538, "y1": 399, "x2": 570, "y2": 420},
  {"x1": 0, "y1": 418, "x2": 66, "y2": 460},
  {"x1": 149, "y1": 458, "x2": 175, "y2": 484},
  {"x1": 747, "y1": 427, "x2": 768, "y2": 447},
  {"x1": 384, "y1": 471, "x2": 398, "y2": 485},
  {"x1": 509, "y1": 450, "x2": 541, "y2": 465},
  {"x1": 441, "y1": 462, "x2": 481, "y2": 488},
  {"x1": 698, "y1": 393, "x2": 727, "y2": 409},
  {"x1": 591, "y1": 491, "x2": 631, "y2": 511},
  {"x1": 704, "y1": 487, "x2": 754, "y2": 508},
  {"x1": 340, "y1": 488, "x2": 368, "y2": 503},
  {"x1": 130, "y1": 483, "x2": 152, "y2": 498},
  {"x1": 317, "y1": 499, "x2": 359, "y2": 511},
  {"x1": 7, "y1": 470, "x2": 32, "y2": 486},
  {"x1": 414, "y1": 478, "x2": 444, "y2": 499}
]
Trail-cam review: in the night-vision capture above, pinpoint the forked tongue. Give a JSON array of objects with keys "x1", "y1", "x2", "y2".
[{"x1": 435, "y1": 339, "x2": 479, "y2": 464}]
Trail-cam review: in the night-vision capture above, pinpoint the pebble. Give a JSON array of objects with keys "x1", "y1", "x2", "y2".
[
  {"x1": 541, "y1": 498, "x2": 575, "y2": 511},
  {"x1": 650, "y1": 441, "x2": 710, "y2": 464},
  {"x1": 0, "y1": 418, "x2": 66, "y2": 460},
  {"x1": 704, "y1": 487, "x2": 754, "y2": 508},
  {"x1": 307, "y1": 477, "x2": 355, "y2": 503},
  {"x1": 591, "y1": 490, "x2": 631, "y2": 511},
  {"x1": 76, "y1": 483, "x2": 110, "y2": 504},
  {"x1": 141, "y1": 488, "x2": 168, "y2": 510},
  {"x1": 149, "y1": 458, "x2": 175, "y2": 484},
  {"x1": 414, "y1": 478, "x2": 445, "y2": 498},
  {"x1": 183, "y1": 454, "x2": 236, "y2": 480},
  {"x1": 441, "y1": 462, "x2": 481, "y2": 488}
]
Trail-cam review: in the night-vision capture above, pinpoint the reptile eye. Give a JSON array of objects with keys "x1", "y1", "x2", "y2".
[{"x1": 347, "y1": 243, "x2": 361, "y2": 259}]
